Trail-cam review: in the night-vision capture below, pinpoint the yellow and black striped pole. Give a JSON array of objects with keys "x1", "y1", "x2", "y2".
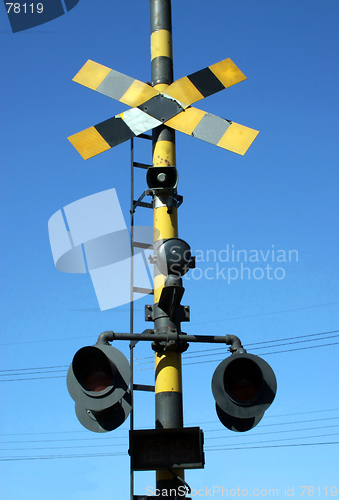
[{"x1": 150, "y1": 0, "x2": 185, "y2": 496}]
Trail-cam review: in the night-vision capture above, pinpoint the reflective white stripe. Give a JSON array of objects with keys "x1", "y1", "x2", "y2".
[{"x1": 122, "y1": 107, "x2": 161, "y2": 136}]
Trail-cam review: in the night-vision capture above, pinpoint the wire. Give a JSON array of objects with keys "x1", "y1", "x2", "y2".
[
  {"x1": 205, "y1": 424, "x2": 339, "y2": 440},
  {"x1": 206, "y1": 416, "x2": 339, "y2": 432},
  {"x1": 133, "y1": 329, "x2": 339, "y2": 364},
  {"x1": 181, "y1": 341, "x2": 339, "y2": 367},
  {"x1": 3, "y1": 423, "x2": 339, "y2": 450},
  {"x1": 0, "y1": 442, "x2": 128, "y2": 451},
  {"x1": 190, "y1": 302, "x2": 339, "y2": 326},
  {"x1": 1, "y1": 442, "x2": 338, "y2": 461},
  {"x1": 1, "y1": 408, "x2": 338, "y2": 437},
  {"x1": 0, "y1": 365, "x2": 68, "y2": 373},
  {"x1": 180, "y1": 330, "x2": 339, "y2": 357},
  {"x1": 1, "y1": 303, "x2": 338, "y2": 346},
  {"x1": 206, "y1": 432, "x2": 339, "y2": 449},
  {"x1": 206, "y1": 441, "x2": 339, "y2": 451},
  {"x1": 0, "y1": 452, "x2": 127, "y2": 461},
  {"x1": 1, "y1": 329, "x2": 338, "y2": 380}
]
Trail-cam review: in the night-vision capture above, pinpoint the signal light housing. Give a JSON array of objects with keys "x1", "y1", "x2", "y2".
[
  {"x1": 155, "y1": 237, "x2": 195, "y2": 277},
  {"x1": 67, "y1": 344, "x2": 131, "y2": 433},
  {"x1": 212, "y1": 352, "x2": 277, "y2": 432}
]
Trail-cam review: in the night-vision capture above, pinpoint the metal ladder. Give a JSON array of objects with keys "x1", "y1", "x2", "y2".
[{"x1": 129, "y1": 134, "x2": 155, "y2": 500}]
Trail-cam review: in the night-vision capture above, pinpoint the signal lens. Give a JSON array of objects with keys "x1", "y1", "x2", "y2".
[
  {"x1": 224, "y1": 358, "x2": 263, "y2": 404},
  {"x1": 73, "y1": 347, "x2": 115, "y2": 393},
  {"x1": 83, "y1": 369, "x2": 113, "y2": 392}
]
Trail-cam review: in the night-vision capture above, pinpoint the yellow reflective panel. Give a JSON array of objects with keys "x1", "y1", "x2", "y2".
[
  {"x1": 165, "y1": 107, "x2": 205, "y2": 135},
  {"x1": 72, "y1": 60, "x2": 112, "y2": 90},
  {"x1": 217, "y1": 122, "x2": 259, "y2": 155},
  {"x1": 153, "y1": 274, "x2": 166, "y2": 304},
  {"x1": 155, "y1": 351, "x2": 182, "y2": 393},
  {"x1": 153, "y1": 140, "x2": 176, "y2": 167},
  {"x1": 120, "y1": 80, "x2": 159, "y2": 107},
  {"x1": 210, "y1": 58, "x2": 247, "y2": 88},
  {"x1": 165, "y1": 76, "x2": 204, "y2": 106},
  {"x1": 153, "y1": 206, "x2": 178, "y2": 240},
  {"x1": 151, "y1": 30, "x2": 173, "y2": 60},
  {"x1": 67, "y1": 127, "x2": 111, "y2": 160}
]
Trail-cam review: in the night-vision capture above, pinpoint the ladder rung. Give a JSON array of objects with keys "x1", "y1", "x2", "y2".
[
  {"x1": 133, "y1": 384, "x2": 155, "y2": 392},
  {"x1": 133, "y1": 162, "x2": 151, "y2": 170},
  {"x1": 133, "y1": 241, "x2": 152, "y2": 249},
  {"x1": 133, "y1": 287, "x2": 154, "y2": 295}
]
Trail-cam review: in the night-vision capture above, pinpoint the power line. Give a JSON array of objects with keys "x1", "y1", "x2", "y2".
[
  {"x1": 206, "y1": 432, "x2": 339, "y2": 449},
  {"x1": 2, "y1": 415, "x2": 339, "y2": 456},
  {"x1": 1, "y1": 441, "x2": 338, "y2": 461},
  {"x1": 1, "y1": 303, "x2": 337, "y2": 346},
  {"x1": 0, "y1": 452, "x2": 127, "y2": 461},
  {"x1": 3, "y1": 424, "x2": 339, "y2": 450},
  {"x1": 135, "y1": 329, "x2": 339, "y2": 364},
  {"x1": 1, "y1": 408, "x2": 338, "y2": 437},
  {"x1": 181, "y1": 341, "x2": 339, "y2": 366},
  {"x1": 188, "y1": 407, "x2": 339, "y2": 426},
  {"x1": 205, "y1": 424, "x2": 339, "y2": 441},
  {"x1": 206, "y1": 441, "x2": 339, "y2": 451},
  {"x1": 0, "y1": 365, "x2": 68, "y2": 373},
  {"x1": 190, "y1": 302, "x2": 339, "y2": 326},
  {"x1": 180, "y1": 330, "x2": 339, "y2": 357},
  {"x1": 1, "y1": 329, "x2": 338, "y2": 381},
  {"x1": 0, "y1": 442, "x2": 128, "y2": 451}
]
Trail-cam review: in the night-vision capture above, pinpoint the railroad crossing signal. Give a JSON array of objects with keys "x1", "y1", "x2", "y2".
[
  {"x1": 67, "y1": 344, "x2": 131, "y2": 433},
  {"x1": 67, "y1": 58, "x2": 259, "y2": 160},
  {"x1": 212, "y1": 351, "x2": 277, "y2": 432}
]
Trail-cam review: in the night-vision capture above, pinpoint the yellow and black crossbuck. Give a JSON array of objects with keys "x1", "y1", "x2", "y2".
[{"x1": 68, "y1": 58, "x2": 259, "y2": 160}]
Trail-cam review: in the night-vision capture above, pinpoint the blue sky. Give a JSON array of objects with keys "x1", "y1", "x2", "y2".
[{"x1": 1, "y1": 0, "x2": 339, "y2": 498}]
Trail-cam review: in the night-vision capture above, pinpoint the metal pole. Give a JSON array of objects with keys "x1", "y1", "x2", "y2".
[{"x1": 150, "y1": 0, "x2": 185, "y2": 497}]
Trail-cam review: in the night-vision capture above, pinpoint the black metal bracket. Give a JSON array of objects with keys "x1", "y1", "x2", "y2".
[
  {"x1": 131, "y1": 189, "x2": 153, "y2": 212},
  {"x1": 133, "y1": 384, "x2": 155, "y2": 392},
  {"x1": 96, "y1": 330, "x2": 242, "y2": 347},
  {"x1": 145, "y1": 304, "x2": 190, "y2": 322}
]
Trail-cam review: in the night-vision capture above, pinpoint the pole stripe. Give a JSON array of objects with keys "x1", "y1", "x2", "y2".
[
  {"x1": 155, "y1": 352, "x2": 182, "y2": 393},
  {"x1": 153, "y1": 203, "x2": 177, "y2": 303},
  {"x1": 153, "y1": 139, "x2": 176, "y2": 166},
  {"x1": 151, "y1": 29, "x2": 173, "y2": 60}
]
